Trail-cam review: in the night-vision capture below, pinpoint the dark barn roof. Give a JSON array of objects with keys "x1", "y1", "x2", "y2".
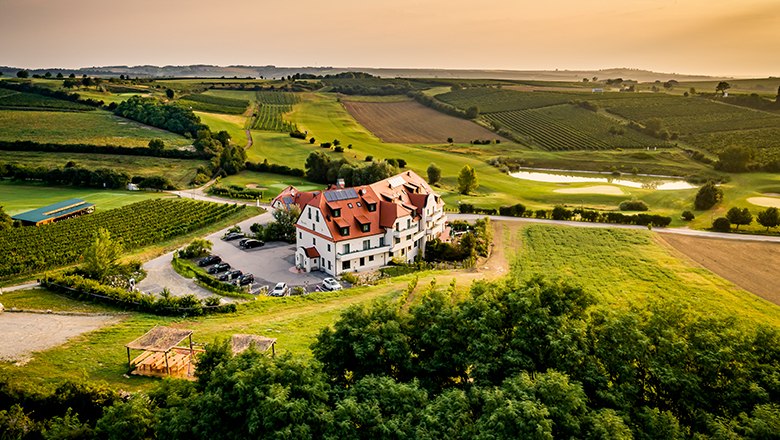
[{"x1": 12, "y1": 198, "x2": 94, "y2": 225}]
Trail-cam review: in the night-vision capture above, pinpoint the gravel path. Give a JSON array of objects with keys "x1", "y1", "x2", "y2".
[{"x1": 0, "y1": 312, "x2": 119, "y2": 364}]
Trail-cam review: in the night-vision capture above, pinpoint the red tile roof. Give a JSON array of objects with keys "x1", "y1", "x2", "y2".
[{"x1": 304, "y1": 247, "x2": 320, "y2": 258}]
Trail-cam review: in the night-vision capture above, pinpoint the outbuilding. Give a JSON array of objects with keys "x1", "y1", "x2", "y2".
[{"x1": 11, "y1": 198, "x2": 95, "y2": 226}]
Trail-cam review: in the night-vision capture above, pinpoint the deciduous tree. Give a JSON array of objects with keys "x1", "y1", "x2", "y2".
[
  {"x1": 726, "y1": 207, "x2": 752, "y2": 230},
  {"x1": 427, "y1": 163, "x2": 442, "y2": 185},
  {"x1": 757, "y1": 207, "x2": 780, "y2": 231},
  {"x1": 716, "y1": 81, "x2": 731, "y2": 95},
  {"x1": 81, "y1": 228, "x2": 123, "y2": 281},
  {"x1": 457, "y1": 165, "x2": 478, "y2": 194},
  {"x1": 694, "y1": 181, "x2": 723, "y2": 210}
]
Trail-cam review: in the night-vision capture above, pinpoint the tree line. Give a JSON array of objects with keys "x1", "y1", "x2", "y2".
[
  {"x1": 3, "y1": 275, "x2": 778, "y2": 438},
  {"x1": 0, "y1": 161, "x2": 176, "y2": 190}
]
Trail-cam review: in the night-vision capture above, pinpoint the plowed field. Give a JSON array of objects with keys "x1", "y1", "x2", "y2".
[
  {"x1": 658, "y1": 234, "x2": 780, "y2": 306},
  {"x1": 342, "y1": 100, "x2": 502, "y2": 144}
]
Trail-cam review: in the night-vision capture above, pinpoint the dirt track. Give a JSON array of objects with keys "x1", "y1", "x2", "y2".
[
  {"x1": 658, "y1": 234, "x2": 780, "y2": 306},
  {"x1": 0, "y1": 312, "x2": 119, "y2": 363},
  {"x1": 342, "y1": 100, "x2": 502, "y2": 144}
]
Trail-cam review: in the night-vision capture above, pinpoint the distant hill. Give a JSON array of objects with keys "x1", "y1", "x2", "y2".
[{"x1": 0, "y1": 64, "x2": 724, "y2": 82}]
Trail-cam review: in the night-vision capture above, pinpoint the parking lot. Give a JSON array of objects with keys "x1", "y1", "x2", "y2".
[{"x1": 209, "y1": 238, "x2": 329, "y2": 292}]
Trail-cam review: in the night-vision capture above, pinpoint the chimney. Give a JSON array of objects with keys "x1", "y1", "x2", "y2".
[{"x1": 337, "y1": 178, "x2": 345, "y2": 189}]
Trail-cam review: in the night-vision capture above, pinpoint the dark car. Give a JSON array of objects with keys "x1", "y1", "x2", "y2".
[
  {"x1": 240, "y1": 239, "x2": 265, "y2": 249},
  {"x1": 218, "y1": 269, "x2": 243, "y2": 282},
  {"x1": 207, "y1": 263, "x2": 231, "y2": 274},
  {"x1": 222, "y1": 232, "x2": 245, "y2": 241},
  {"x1": 235, "y1": 274, "x2": 254, "y2": 286},
  {"x1": 197, "y1": 255, "x2": 221, "y2": 267}
]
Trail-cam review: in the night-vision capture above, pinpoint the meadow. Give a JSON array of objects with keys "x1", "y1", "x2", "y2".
[
  {"x1": 178, "y1": 93, "x2": 249, "y2": 115},
  {"x1": 0, "y1": 150, "x2": 207, "y2": 187},
  {"x1": 193, "y1": 111, "x2": 250, "y2": 147},
  {"x1": 0, "y1": 109, "x2": 191, "y2": 147},
  {"x1": 218, "y1": 171, "x2": 322, "y2": 201},
  {"x1": 0, "y1": 91, "x2": 95, "y2": 111}
]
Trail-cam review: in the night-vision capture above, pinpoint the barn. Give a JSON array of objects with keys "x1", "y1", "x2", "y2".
[{"x1": 11, "y1": 198, "x2": 95, "y2": 226}]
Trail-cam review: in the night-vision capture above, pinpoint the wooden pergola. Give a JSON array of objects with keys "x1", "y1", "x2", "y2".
[
  {"x1": 231, "y1": 334, "x2": 277, "y2": 357},
  {"x1": 125, "y1": 326, "x2": 197, "y2": 379}
]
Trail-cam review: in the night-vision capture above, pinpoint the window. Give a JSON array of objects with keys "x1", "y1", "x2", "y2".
[
  {"x1": 342, "y1": 261, "x2": 351, "y2": 270},
  {"x1": 332, "y1": 208, "x2": 341, "y2": 217},
  {"x1": 347, "y1": 203, "x2": 353, "y2": 208},
  {"x1": 343, "y1": 244, "x2": 350, "y2": 254},
  {"x1": 357, "y1": 202, "x2": 361, "y2": 207},
  {"x1": 369, "y1": 255, "x2": 374, "y2": 262},
  {"x1": 367, "y1": 203, "x2": 376, "y2": 212},
  {"x1": 327, "y1": 244, "x2": 331, "y2": 252},
  {"x1": 361, "y1": 224, "x2": 370, "y2": 232},
  {"x1": 316, "y1": 211, "x2": 319, "y2": 222},
  {"x1": 321, "y1": 258, "x2": 324, "y2": 265},
  {"x1": 340, "y1": 227, "x2": 349, "y2": 236},
  {"x1": 380, "y1": 237, "x2": 385, "y2": 246},
  {"x1": 360, "y1": 257, "x2": 365, "y2": 266},
  {"x1": 298, "y1": 232, "x2": 302, "y2": 239},
  {"x1": 395, "y1": 237, "x2": 400, "y2": 244},
  {"x1": 312, "y1": 237, "x2": 316, "y2": 245},
  {"x1": 407, "y1": 219, "x2": 411, "y2": 229},
  {"x1": 328, "y1": 261, "x2": 332, "y2": 270},
  {"x1": 363, "y1": 240, "x2": 370, "y2": 250},
  {"x1": 308, "y1": 208, "x2": 311, "y2": 220}
]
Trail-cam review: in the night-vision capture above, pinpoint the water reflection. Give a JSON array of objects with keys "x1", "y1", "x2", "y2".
[{"x1": 509, "y1": 171, "x2": 696, "y2": 191}]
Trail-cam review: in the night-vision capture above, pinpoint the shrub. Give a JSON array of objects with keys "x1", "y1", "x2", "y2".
[
  {"x1": 334, "y1": 146, "x2": 344, "y2": 153},
  {"x1": 619, "y1": 200, "x2": 649, "y2": 211},
  {"x1": 365, "y1": 156, "x2": 373, "y2": 162},
  {"x1": 694, "y1": 181, "x2": 723, "y2": 210},
  {"x1": 498, "y1": 203, "x2": 526, "y2": 217},
  {"x1": 551, "y1": 206, "x2": 574, "y2": 220},
  {"x1": 289, "y1": 130, "x2": 307, "y2": 140},
  {"x1": 681, "y1": 210, "x2": 695, "y2": 221},
  {"x1": 320, "y1": 142, "x2": 332, "y2": 148},
  {"x1": 309, "y1": 137, "x2": 316, "y2": 144},
  {"x1": 712, "y1": 217, "x2": 731, "y2": 232}
]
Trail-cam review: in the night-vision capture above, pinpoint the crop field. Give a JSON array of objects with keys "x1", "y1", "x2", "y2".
[
  {"x1": 255, "y1": 91, "x2": 298, "y2": 105},
  {"x1": 436, "y1": 88, "x2": 577, "y2": 112},
  {"x1": 0, "y1": 198, "x2": 245, "y2": 279},
  {"x1": 249, "y1": 91, "x2": 299, "y2": 132},
  {"x1": 511, "y1": 224, "x2": 780, "y2": 326},
  {"x1": 484, "y1": 104, "x2": 663, "y2": 150},
  {"x1": 343, "y1": 99, "x2": 502, "y2": 143},
  {"x1": 0, "y1": 109, "x2": 191, "y2": 147},
  {"x1": 0, "y1": 181, "x2": 165, "y2": 215},
  {"x1": 0, "y1": 91, "x2": 95, "y2": 111},
  {"x1": 178, "y1": 93, "x2": 249, "y2": 115},
  {"x1": 0, "y1": 151, "x2": 206, "y2": 187}
]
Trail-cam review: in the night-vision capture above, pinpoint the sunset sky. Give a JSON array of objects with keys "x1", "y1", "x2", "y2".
[{"x1": 1, "y1": 0, "x2": 778, "y2": 76}]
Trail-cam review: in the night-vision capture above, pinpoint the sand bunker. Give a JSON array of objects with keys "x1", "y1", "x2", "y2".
[
  {"x1": 553, "y1": 185, "x2": 624, "y2": 196},
  {"x1": 747, "y1": 197, "x2": 780, "y2": 208}
]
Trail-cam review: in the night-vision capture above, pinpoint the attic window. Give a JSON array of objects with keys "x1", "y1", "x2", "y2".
[
  {"x1": 357, "y1": 202, "x2": 361, "y2": 207},
  {"x1": 348, "y1": 203, "x2": 353, "y2": 208},
  {"x1": 367, "y1": 203, "x2": 376, "y2": 212},
  {"x1": 361, "y1": 224, "x2": 370, "y2": 232},
  {"x1": 340, "y1": 227, "x2": 350, "y2": 236},
  {"x1": 332, "y1": 208, "x2": 341, "y2": 218}
]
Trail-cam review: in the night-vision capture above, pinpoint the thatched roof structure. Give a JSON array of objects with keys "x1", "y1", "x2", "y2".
[
  {"x1": 231, "y1": 334, "x2": 277, "y2": 354},
  {"x1": 125, "y1": 326, "x2": 193, "y2": 352}
]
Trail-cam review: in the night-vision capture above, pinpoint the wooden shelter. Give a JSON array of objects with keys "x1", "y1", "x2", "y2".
[
  {"x1": 230, "y1": 334, "x2": 277, "y2": 357},
  {"x1": 125, "y1": 326, "x2": 197, "y2": 379}
]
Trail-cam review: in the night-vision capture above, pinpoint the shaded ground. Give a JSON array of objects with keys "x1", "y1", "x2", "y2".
[
  {"x1": 0, "y1": 312, "x2": 120, "y2": 364},
  {"x1": 657, "y1": 234, "x2": 780, "y2": 306},
  {"x1": 342, "y1": 100, "x2": 502, "y2": 143}
]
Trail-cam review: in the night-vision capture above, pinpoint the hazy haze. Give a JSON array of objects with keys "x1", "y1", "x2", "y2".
[{"x1": 1, "y1": 0, "x2": 778, "y2": 76}]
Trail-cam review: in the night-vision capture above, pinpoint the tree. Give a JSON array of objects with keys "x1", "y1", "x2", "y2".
[
  {"x1": 712, "y1": 216, "x2": 731, "y2": 232},
  {"x1": 457, "y1": 165, "x2": 478, "y2": 194},
  {"x1": 165, "y1": 88, "x2": 174, "y2": 99},
  {"x1": 447, "y1": 137, "x2": 454, "y2": 144},
  {"x1": 56, "y1": 72, "x2": 63, "y2": 79},
  {"x1": 466, "y1": 106, "x2": 480, "y2": 119},
  {"x1": 179, "y1": 238, "x2": 212, "y2": 258},
  {"x1": 681, "y1": 210, "x2": 695, "y2": 221},
  {"x1": 147, "y1": 138, "x2": 165, "y2": 151},
  {"x1": 757, "y1": 207, "x2": 780, "y2": 231},
  {"x1": 81, "y1": 228, "x2": 124, "y2": 281},
  {"x1": 95, "y1": 394, "x2": 156, "y2": 440},
  {"x1": 305, "y1": 151, "x2": 332, "y2": 183},
  {"x1": 717, "y1": 146, "x2": 753, "y2": 172},
  {"x1": 16, "y1": 70, "x2": 28, "y2": 78},
  {"x1": 726, "y1": 207, "x2": 752, "y2": 230},
  {"x1": 716, "y1": 81, "x2": 731, "y2": 95},
  {"x1": 0, "y1": 206, "x2": 12, "y2": 230},
  {"x1": 427, "y1": 163, "x2": 442, "y2": 185},
  {"x1": 694, "y1": 181, "x2": 723, "y2": 210},
  {"x1": 68, "y1": 73, "x2": 76, "y2": 78}
]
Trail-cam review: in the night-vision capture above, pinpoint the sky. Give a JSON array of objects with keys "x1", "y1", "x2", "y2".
[{"x1": 0, "y1": 0, "x2": 778, "y2": 77}]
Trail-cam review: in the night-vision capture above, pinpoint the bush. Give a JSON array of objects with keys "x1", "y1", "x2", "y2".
[
  {"x1": 681, "y1": 210, "x2": 695, "y2": 221},
  {"x1": 365, "y1": 156, "x2": 373, "y2": 162},
  {"x1": 551, "y1": 206, "x2": 574, "y2": 220},
  {"x1": 695, "y1": 181, "x2": 723, "y2": 210},
  {"x1": 498, "y1": 203, "x2": 526, "y2": 217},
  {"x1": 712, "y1": 217, "x2": 731, "y2": 232},
  {"x1": 334, "y1": 146, "x2": 344, "y2": 153},
  {"x1": 619, "y1": 200, "x2": 649, "y2": 211},
  {"x1": 289, "y1": 130, "x2": 307, "y2": 140}
]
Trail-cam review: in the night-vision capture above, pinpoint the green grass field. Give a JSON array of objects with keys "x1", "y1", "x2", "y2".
[
  {"x1": 179, "y1": 93, "x2": 249, "y2": 115},
  {"x1": 0, "y1": 181, "x2": 166, "y2": 215},
  {"x1": 194, "y1": 111, "x2": 249, "y2": 147},
  {"x1": 0, "y1": 151, "x2": 207, "y2": 188},
  {"x1": 218, "y1": 171, "x2": 322, "y2": 202},
  {"x1": 0, "y1": 109, "x2": 191, "y2": 147}
]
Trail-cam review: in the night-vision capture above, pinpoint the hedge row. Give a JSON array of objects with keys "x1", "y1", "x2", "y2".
[
  {"x1": 459, "y1": 203, "x2": 672, "y2": 227},
  {"x1": 0, "y1": 140, "x2": 208, "y2": 160},
  {"x1": 42, "y1": 274, "x2": 236, "y2": 316},
  {"x1": 245, "y1": 159, "x2": 305, "y2": 177},
  {"x1": 208, "y1": 184, "x2": 264, "y2": 200}
]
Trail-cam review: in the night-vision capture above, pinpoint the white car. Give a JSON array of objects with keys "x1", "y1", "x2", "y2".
[
  {"x1": 322, "y1": 278, "x2": 343, "y2": 291},
  {"x1": 270, "y1": 282, "x2": 289, "y2": 297}
]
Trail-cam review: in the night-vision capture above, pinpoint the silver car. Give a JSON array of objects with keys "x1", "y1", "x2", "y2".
[{"x1": 322, "y1": 278, "x2": 343, "y2": 291}]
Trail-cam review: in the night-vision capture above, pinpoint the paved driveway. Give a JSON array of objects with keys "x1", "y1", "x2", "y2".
[{"x1": 211, "y1": 240, "x2": 328, "y2": 290}]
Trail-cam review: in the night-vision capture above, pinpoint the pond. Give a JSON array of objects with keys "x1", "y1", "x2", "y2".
[{"x1": 509, "y1": 169, "x2": 697, "y2": 191}]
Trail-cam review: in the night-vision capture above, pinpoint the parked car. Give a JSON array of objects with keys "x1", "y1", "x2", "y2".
[
  {"x1": 218, "y1": 269, "x2": 243, "y2": 282},
  {"x1": 207, "y1": 263, "x2": 231, "y2": 274},
  {"x1": 236, "y1": 274, "x2": 254, "y2": 286},
  {"x1": 240, "y1": 239, "x2": 265, "y2": 249},
  {"x1": 197, "y1": 255, "x2": 221, "y2": 267},
  {"x1": 238, "y1": 238, "x2": 251, "y2": 246},
  {"x1": 322, "y1": 278, "x2": 343, "y2": 291},
  {"x1": 269, "y1": 282, "x2": 289, "y2": 297},
  {"x1": 222, "y1": 232, "x2": 245, "y2": 241}
]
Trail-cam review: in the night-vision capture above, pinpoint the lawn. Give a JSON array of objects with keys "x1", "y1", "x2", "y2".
[
  {"x1": 218, "y1": 171, "x2": 322, "y2": 202},
  {"x1": 0, "y1": 109, "x2": 191, "y2": 147},
  {"x1": 0, "y1": 181, "x2": 165, "y2": 215},
  {"x1": 0, "y1": 150, "x2": 208, "y2": 188},
  {"x1": 194, "y1": 111, "x2": 249, "y2": 147}
]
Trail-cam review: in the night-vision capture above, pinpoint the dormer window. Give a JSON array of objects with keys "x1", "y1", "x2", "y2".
[
  {"x1": 332, "y1": 208, "x2": 341, "y2": 218},
  {"x1": 367, "y1": 203, "x2": 376, "y2": 212},
  {"x1": 361, "y1": 224, "x2": 370, "y2": 232},
  {"x1": 340, "y1": 227, "x2": 349, "y2": 236}
]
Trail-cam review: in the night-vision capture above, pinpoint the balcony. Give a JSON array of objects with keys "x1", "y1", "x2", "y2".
[{"x1": 337, "y1": 245, "x2": 391, "y2": 260}]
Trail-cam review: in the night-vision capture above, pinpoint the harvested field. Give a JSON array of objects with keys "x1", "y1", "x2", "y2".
[
  {"x1": 0, "y1": 312, "x2": 120, "y2": 363},
  {"x1": 342, "y1": 100, "x2": 502, "y2": 143},
  {"x1": 658, "y1": 234, "x2": 780, "y2": 306},
  {"x1": 553, "y1": 185, "x2": 624, "y2": 195}
]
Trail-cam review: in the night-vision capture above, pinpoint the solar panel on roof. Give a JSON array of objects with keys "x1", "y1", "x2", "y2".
[
  {"x1": 324, "y1": 188, "x2": 358, "y2": 202},
  {"x1": 387, "y1": 176, "x2": 405, "y2": 188}
]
